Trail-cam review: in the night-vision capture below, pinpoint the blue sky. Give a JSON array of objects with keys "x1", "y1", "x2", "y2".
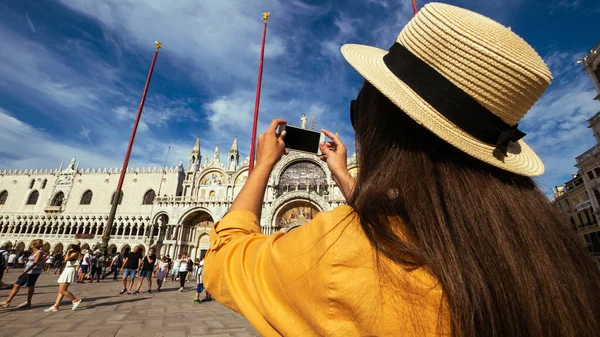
[{"x1": 0, "y1": 0, "x2": 599, "y2": 196}]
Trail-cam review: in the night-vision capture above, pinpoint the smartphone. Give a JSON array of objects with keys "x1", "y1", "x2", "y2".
[{"x1": 280, "y1": 124, "x2": 325, "y2": 155}]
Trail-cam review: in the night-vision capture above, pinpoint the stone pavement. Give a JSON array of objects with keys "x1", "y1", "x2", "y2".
[{"x1": 0, "y1": 271, "x2": 259, "y2": 337}]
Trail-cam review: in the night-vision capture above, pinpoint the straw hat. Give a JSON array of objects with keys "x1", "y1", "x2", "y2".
[
  {"x1": 341, "y1": 3, "x2": 552, "y2": 177},
  {"x1": 70, "y1": 239, "x2": 81, "y2": 246}
]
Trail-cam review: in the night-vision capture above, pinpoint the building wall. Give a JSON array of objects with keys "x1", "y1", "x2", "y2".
[
  {"x1": 0, "y1": 150, "x2": 356, "y2": 261},
  {"x1": 0, "y1": 173, "x2": 58, "y2": 214},
  {"x1": 0, "y1": 161, "x2": 186, "y2": 257}
]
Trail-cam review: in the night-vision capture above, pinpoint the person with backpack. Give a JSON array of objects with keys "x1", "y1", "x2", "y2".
[
  {"x1": 102, "y1": 252, "x2": 121, "y2": 281},
  {"x1": 0, "y1": 245, "x2": 9, "y2": 289},
  {"x1": 0, "y1": 239, "x2": 44, "y2": 308},
  {"x1": 89, "y1": 251, "x2": 104, "y2": 283}
]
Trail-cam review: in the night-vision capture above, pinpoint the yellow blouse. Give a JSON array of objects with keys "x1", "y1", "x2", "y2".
[{"x1": 204, "y1": 205, "x2": 449, "y2": 336}]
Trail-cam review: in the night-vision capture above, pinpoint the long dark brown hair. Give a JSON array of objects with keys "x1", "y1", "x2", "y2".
[{"x1": 349, "y1": 81, "x2": 600, "y2": 337}]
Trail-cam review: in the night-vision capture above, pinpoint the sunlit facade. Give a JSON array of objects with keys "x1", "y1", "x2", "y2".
[{"x1": 0, "y1": 116, "x2": 357, "y2": 261}]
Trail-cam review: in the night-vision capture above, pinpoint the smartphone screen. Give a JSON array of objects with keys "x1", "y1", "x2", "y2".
[{"x1": 283, "y1": 125, "x2": 322, "y2": 154}]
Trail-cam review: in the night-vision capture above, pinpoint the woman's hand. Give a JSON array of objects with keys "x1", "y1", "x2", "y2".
[
  {"x1": 255, "y1": 119, "x2": 287, "y2": 169},
  {"x1": 319, "y1": 129, "x2": 355, "y2": 200}
]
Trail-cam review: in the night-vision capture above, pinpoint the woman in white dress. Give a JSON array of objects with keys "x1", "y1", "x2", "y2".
[
  {"x1": 153, "y1": 256, "x2": 169, "y2": 292},
  {"x1": 44, "y1": 240, "x2": 83, "y2": 312}
]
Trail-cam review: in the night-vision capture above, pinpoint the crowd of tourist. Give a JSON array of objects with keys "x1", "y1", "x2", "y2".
[{"x1": 0, "y1": 240, "x2": 213, "y2": 311}]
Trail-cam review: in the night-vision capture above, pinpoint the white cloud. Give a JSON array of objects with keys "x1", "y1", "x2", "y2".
[
  {"x1": 25, "y1": 12, "x2": 35, "y2": 33},
  {"x1": 59, "y1": 0, "x2": 289, "y2": 85},
  {"x1": 79, "y1": 126, "x2": 93, "y2": 148},
  {"x1": 0, "y1": 109, "x2": 120, "y2": 170},
  {"x1": 0, "y1": 25, "x2": 121, "y2": 122},
  {"x1": 521, "y1": 67, "x2": 600, "y2": 195}
]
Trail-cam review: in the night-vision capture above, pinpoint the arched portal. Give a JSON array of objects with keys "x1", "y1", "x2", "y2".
[
  {"x1": 180, "y1": 209, "x2": 214, "y2": 256},
  {"x1": 81, "y1": 243, "x2": 90, "y2": 251},
  {"x1": 53, "y1": 243, "x2": 64, "y2": 254},
  {"x1": 273, "y1": 200, "x2": 321, "y2": 231},
  {"x1": 121, "y1": 244, "x2": 131, "y2": 255},
  {"x1": 42, "y1": 242, "x2": 51, "y2": 252},
  {"x1": 107, "y1": 244, "x2": 117, "y2": 255},
  {"x1": 15, "y1": 242, "x2": 25, "y2": 252}
]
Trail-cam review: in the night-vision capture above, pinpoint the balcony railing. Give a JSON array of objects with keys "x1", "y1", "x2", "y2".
[
  {"x1": 44, "y1": 206, "x2": 63, "y2": 213},
  {"x1": 576, "y1": 144, "x2": 600, "y2": 164},
  {"x1": 576, "y1": 200, "x2": 593, "y2": 212},
  {"x1": 156, "y1": 196, "x2": 233, "y2": 204}
]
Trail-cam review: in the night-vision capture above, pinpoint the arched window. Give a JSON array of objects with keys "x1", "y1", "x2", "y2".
[
  {"x1": 41, "y1": 179, "x2": 47, "y2": 189},
  {"x1": 110, "y1": 191, "x2": 123, "y2": 205},
  {"x1": 80, "y1": 190, "x2": 93, "y2": 205},
  {"x1": 29, "y1": 179, "x2": 35, "y2": 189},
  {"x1": 26, "y1": 190, "x2": 39, "y2": 205},
  {"x1": 0, "y1": 190, "x2": 7, "y2": 205},
  {"x1": 142, "y1": 190, "x2": 156, "y2": 205},
  {"x1": 51, "y1": 192, "x2": 65, "y2": 206}
]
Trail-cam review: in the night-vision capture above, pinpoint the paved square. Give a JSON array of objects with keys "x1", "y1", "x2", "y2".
[{"x1": 0, "y1": 271, "x2": 259, "y2": 337}]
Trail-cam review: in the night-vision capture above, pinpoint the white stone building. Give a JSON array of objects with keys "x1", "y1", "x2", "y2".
[{"x1": 0, "y1": 124, "x2": 357, "y2": 261}]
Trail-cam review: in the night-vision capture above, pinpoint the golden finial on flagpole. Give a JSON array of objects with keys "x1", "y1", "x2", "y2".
[
  {"x1": 155, "y1": 41, "x2": 162, "y2": 50},
  {"x1": 262, "y1": 12, "x2": 270, "y2": 22}
]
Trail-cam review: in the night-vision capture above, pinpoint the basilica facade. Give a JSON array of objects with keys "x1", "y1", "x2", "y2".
[{"x1": 0, "y1": 128, "x2": 358, "y2": 261}]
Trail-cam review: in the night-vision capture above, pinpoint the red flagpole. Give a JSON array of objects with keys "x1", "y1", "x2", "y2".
[
  {"x1": 248, "y1": 12, "x2": 270, "y2": 175},
  {"x1": 100, "y1": 41, "x2": 162, "y2": 255},
  {"x1": 412, "y1": 0, "x2": 418, "y2": 15}
]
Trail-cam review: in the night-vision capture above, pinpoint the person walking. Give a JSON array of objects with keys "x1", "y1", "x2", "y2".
[
  {"x1": 133, "y1": 248, "x2": 156, "y2": 295},
  {"x1": 0, "y1": 246, "x2": 8, "y2": 290},
  {"x1": 193, "y1": 260, "x2": 204, "y2": 304},
  {"x1": 202, "y1": 4, "x2": 600, "y2": 336},
  {"x1": 198, "y1": 260, "x2": 213, "y2": 303},
  {"x1": 90, "y1": 251, "x2": 104, "y2": 283},
  {"x1": 170, "y1": 254, "x2": 181, "y2": 282},
  {"x1": 164, "y1": 255, "x2": 172, "y2": 282},
  {"x1": 153, "y1": 256, "x2": 169, "y2": 292},
  {"x1": 44, "y1": 240, "x2": 82, "y2": 312},
  {"x1": 53, "y1": 252, "x2": 64, "y2": 275},
  {"x1": 177, "y1": 253, "x2": 192, "y2": 292},
  {"x1": 7, "y1": 251, "x2": 16, "y2": 272},
  {"x1": 102, "y1": 253, "x2": 122, "y2": 281},
  {"x1": 120, "y1": 246, "x2": 141, "y2": 295},
  {"x1": 0, "y1": 239, "x2": 44, "y2": 308},
  {"x1": 77, "y1": 249, "x2": 90, "y2": 283},
  {"x1": 44, "y1": 253, "x2": 54, "y2": 274}
]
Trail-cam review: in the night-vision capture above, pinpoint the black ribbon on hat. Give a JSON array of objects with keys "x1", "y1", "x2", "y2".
[{"x1": 382, "y1": 43, "x2": 526, "y2": 156}]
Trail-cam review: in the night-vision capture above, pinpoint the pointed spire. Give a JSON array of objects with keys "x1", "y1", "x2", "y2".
[
  {"x1": 191, "y1": 135, "x2": 200, "y2": 155},
  {"x1": 229, "y1": 134, "x2": 238, "y2": 154},
  {"x1": 228, "y1": 135, "x2": 240, "y2": 171}
]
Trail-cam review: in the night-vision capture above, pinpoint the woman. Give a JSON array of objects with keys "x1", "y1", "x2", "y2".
[
  {"x1": 153, "y1": 256, "x2": 169, "y2": 292},
  {"x1": 89, "y1": 251, "x2": 104, "y2": 283},
  {"x1": 77, "y1": 249, "x2": 90, "y2": 283},
  {"x1": 53, "y1": 252, "x2": 64, "y2": 275},
  {"x1": 170, "y1": 254, "x2": 181, "y2": 282},
  {"x1": 203, "y1": 4, "x2": 600, "y2": 337},
  {"x1": 0, "y1": 239, "x2": 44, "y2": 308},
  {"x1": 44, "y1": 240, "x2": 82, "y2": 312},
  {"x1": 44, "y1": 253, "x2": 54, "y2": 274},
  {"x1": 177, "y1": 253, "x2": 192, "y2": 292}
]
